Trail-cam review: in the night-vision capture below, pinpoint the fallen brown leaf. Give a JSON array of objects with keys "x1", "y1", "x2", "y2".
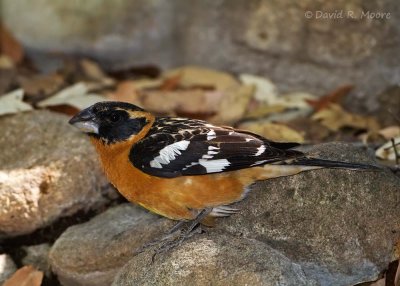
[
  {"x1": 312, "y1": 103, "x2": 380, "y2": 132},
  {"x1": 3, "y1": 265, "x2": 43, "y2": 286},
  {"x1": 238, "y1": 121, "x2": 305, "y2": 143},
  {"x1": 243, "y1": 104, "x2": 287, "y2": 119},
  {"x1": 287, "y1": 117, "x2": 331, "y2": 142},
  {"x1": 211, "y1": 85, "x2": 254, "y2": 124},
  {"x1": 164, "y1": 66, "x2": 237, "y2": 91},
  {"x1": 306, "y1": 84, "x2": 353, "y2": 111},
  {"x1": 159, "y1": 73, "x2": 182, "y2": 91},
  {"x1": 378, "y1": 126, "x2": 400, "y2": 140},
  {"x1": 140, "y1": 89, "x2": 222, "y2": 116},
  {"x1": 19, "y1": 73, "x2": 65, "y2": 100},
  {"x1": 80, "y1": 59, "x2": 115, "y2": 88},
  {"x1": 0, "y1": 24, "x2": 24, "y2": 64}
]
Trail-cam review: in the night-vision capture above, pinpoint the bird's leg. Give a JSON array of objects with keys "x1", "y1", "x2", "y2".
[
  {"x1": 133, "y1": 208, "x2": 212, "y2": 258},
  {"x1": 151, "y1": 208, "x2": 212, "y2": 261}
]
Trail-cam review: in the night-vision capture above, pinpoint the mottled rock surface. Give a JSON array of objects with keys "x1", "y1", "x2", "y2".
[
  {"x1": 2, "y1": 0, "x2": 399, "y2": 110},
  {"x1": 49, "y1": 204, "x2": 169, "y2": 286},
  {"x1": 113, "y1": 233, "x2": 318, "y2": 286},
  {"x1": 0, "y1": 253, "x2": 17, "y2": 284},
  {"x1": 22, "y1": 243, "x2": 51, "y2": 276},
  {"x1": 48, "y1": 143, "x2": 400, "y2": 286},
  {"x1": 0, "y1": 110, "x2": 111, "y2": 238},
  {"x1": 219, "y1": 143, "x2": 400, "y2": 285}
]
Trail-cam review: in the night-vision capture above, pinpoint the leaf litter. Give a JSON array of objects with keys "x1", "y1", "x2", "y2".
[{"x1": 0, "y1": 27, "x2": 399, "y2": 286}]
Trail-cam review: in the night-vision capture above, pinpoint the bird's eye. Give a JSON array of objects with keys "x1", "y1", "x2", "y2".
[{"x1": 110, "y1": 113, "x2": 120, "y2": 122}]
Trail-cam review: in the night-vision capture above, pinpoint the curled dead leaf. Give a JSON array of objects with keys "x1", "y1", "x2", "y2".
[
  {"x1": 376, "y1": 136, "x2": 400, "y2": 161},
  {"x1": 37, "y1": 82, "x2": 107, "y2": 111},
  {"x1": 2, "y1": 265, "x2": 43, "y2": 286},
  {"x1": 312, "y1": 103, "x2": 380, "y2": 132},
  {"x1": 238, "y1": 121, "x2": 305, "y2": 143},
  {"x1": 240, "y1": 74, "x2": 278, "y2": 103},
  {"x1": 378, "y1": 126, "x2": 400, "y2": 140},
  {"x1": 306, "y1": 84, "x2": 353, "y2": 111},
  {"x1": 164, "y1": 66, "x2": 238, "y2": 91},
  {"x1": 0, "y1": 89, "x2": 32, "y2": 116},
  {"x1": 0, "y1": 24, "x2": 24, "y2": 64}
]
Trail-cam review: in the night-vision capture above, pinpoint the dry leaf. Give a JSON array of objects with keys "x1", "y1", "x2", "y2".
[
  {"x1": 37, "y1": 82, "x2": 107, "y2": 110},
  {"x1": 0, "y1": 54, "x2": 14, "y2": 69},
  {"x1": 160, "y1": 73, "x2": 182, "y2": 91},
  {"x1": 19, "y1": 73, "x2": 64, "y2": 97},
  {"x1": 378, "y1": 126, "x2": 400, "y2": 140},
  {"x1": 0, "y1": 24, "x2": 24, "y2": 64},
  {"x1": 2, "y1": 265, "x2": 43, "y2": 286},
  {"x1": 140, "y1": 89, "x2": 222, "y2": 115},
  {"x1": 376, "y1": 136, "x2": 400, "y2": 161},
  {"x1": 164, "y1": 66, "x2": 238, "y2": 91},
  {"x1": 108, "y1": 81, "x2": 141, "y2": 105},
  {"x1": 238, "y1": 121, "x2": 305, "y2": 143},
  {"x1": 312, "y1": 103, "x2": 380, "y2": 132},
  {"x1": 306, "y1": 84, "x2": 353, "y2": 111},
  {"x1": 80, "y1": 59, "x2": 115, "y2": 87},
  {"x1": 0, "y1": 89, "x2": 32, "y2": 116},
  {"x1": 240, "y1": 74, "x2": 278, "y2": 103},
  {"x1": 244, "y1": 104, "x2": 287, "y2": 119},
  {"x1": 279, "y1": 92, "x2": 317, "y2": 109},
  {"x1": 211, "y1": 85, "x2": 254, "y2": 124},
  {"x1": 287, "y1": 118, "x2": 331, "y2": 142}
]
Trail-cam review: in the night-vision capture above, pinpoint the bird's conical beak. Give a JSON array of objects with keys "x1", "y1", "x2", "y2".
[{"x1": 69, "y1": 107, "x2": 99, "y2": 134}]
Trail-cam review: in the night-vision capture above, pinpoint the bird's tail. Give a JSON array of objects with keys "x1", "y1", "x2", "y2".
[
  {"x1": 283, "y1": 156, "x2": 381, "y2": 170},
  {"x1": 239, "y1": 156, "x2": 380, "y2": 188}
]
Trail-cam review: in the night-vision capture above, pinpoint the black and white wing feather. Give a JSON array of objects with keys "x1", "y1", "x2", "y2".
[{"x1": 129, "y1": 118, "x2": 303, "y2": 178}]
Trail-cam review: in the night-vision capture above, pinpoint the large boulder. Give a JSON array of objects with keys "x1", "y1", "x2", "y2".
[
  {"x1": 49, "y1": 204, "x2": 169, "y2": 286},
  {"x1": 0, "y1": 110, "x2": 112, "y2": 238}
]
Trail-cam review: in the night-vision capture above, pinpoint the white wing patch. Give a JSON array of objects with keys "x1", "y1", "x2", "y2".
[
  {"x1": 150, "y1": 140, "x2": 190, "y2": 168},
  {"x1": 207, "y1": 130, "x2": 217, "y2": 140},
  {"x1": 254, "y1": 145, "x2": 266, "y2": 156},
  {"x1": 199, "y1": 159, "x2": 230, "y2": 173}
]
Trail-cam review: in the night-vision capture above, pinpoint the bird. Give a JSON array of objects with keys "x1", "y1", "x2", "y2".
[{"x1": 69, "y1": 101, "x2": 378, "y2": 253}]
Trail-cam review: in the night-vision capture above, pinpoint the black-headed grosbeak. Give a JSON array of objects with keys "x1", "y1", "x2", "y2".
[{"x1": 69, "y1": 101, "x2": 377, "y2": 250}]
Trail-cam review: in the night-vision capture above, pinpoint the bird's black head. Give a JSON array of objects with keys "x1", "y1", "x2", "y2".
[{"x1": 69, "y1": 101, "x2": 152, "y2": 143}]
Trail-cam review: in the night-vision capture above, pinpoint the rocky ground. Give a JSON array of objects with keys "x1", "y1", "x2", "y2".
[{"x1": 0, "y1": 109, "x2": 399, "y2": 286}]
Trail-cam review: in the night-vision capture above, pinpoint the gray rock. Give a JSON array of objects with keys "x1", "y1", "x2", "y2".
[
  {"x1": 49, "y1": 204, "x2": 170, "y2": 286},
  {"x1": 0, "y1": 254, "x2": 17, "y2": 284},
  {"x1": 113, "y1": 233, "x2": 318, "y2": 286},
  {"x1": 2, "y1": 0, "x2": 400, "y2": 110},
  {"x1": 219, "y1": 143, "x2": 400, "y2": 285},
  {"x1": 22, "y1": 243, "x2": 51, "y2": 276},
  {"x1": 0, "y1": 110, "x2": 112, "y2": 238}
]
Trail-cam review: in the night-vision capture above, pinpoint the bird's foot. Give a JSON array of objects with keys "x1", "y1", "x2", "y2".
[
  {"x1": 151, "y1": 223, "x2": 204, "y2": 262},
  {"x1": 133, "y1": 208, "x2": 211, "y2": 261}
]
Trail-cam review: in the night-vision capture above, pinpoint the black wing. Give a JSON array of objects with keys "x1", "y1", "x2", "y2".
[{"x1": 129, "y1": 117, "x2": 303, "y2": 178}]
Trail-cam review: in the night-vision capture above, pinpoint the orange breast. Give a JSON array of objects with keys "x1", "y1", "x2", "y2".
[{"x1": 89, "y1": 137, "x2": 258, "y2": 220}]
